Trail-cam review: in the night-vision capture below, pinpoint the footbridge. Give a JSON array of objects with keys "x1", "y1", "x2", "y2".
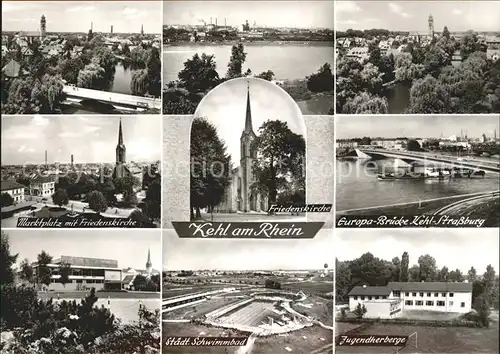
[
  {"x1": 357, "y1": 148, "x2": 500, "y2": 173},
  {"x1": 62, "y1": 85, "x2": 161, "y2": 111}
]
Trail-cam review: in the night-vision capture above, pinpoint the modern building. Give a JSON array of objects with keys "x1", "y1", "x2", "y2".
[
  {"x1": 348, "y1": 281, "x2": 472, "y2": 318},
  {"x1": 30, "y1": 255, "x2": 122, "y2": 291},
  {"x1": 336, "y1": 139, "x2": 359, "y2": 149},
  {"x1": 1, "y1": 180, "x2": 26, "y2": 204},
  {"x1": 215, "y1": 83, "x2": 269, "y2": 213},
  {"x1": 28, "y1": 175, "x2": 56, "y2": 197}
]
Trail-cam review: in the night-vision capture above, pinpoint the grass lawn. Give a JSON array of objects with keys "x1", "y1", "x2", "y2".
[{"x1": 284, "y1": 281, "x2": 333, "y2": 294}]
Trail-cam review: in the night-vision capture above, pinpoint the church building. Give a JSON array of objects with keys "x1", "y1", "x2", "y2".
[
  {"x1": 214, "y1": 83, "x2": 268, "y2": 213},
  {"x1": 112, "y1": 118, "x2": 143, "y2": 190}
]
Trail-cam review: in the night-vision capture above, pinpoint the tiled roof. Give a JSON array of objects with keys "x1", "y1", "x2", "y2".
[
  {"x1": 2, "y1": 59, "x2": 21, "y2": 78},
  {"x1": 388, "y1": 281, "x2": 472, "y2": 292},
  {"x1": 1, "y1": 179, "x2": 26, "y2": 191},
  {"x1": 31, "y1": 175, "x2": 57, "y2": 183},
  {"x1": 122, "y1": 275, "x2": 135, "y2": 284},
  {"x1": 348, "y1": 286, "x2": 392, "y2": 296}
]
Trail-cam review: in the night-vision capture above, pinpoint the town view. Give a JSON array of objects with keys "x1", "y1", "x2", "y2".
[
  {"x1": 335, "y1": 229, "x2": 499, "y2": 354},
  {"x1": 0, "y1": 116, "x2": 161, "y2": 228},
  {"x1": 1, "y1": 1, "x2": 161, "y2": 115},
  {"x1": 163, "y1": 1, "x2": 334, "y2": 115},
  {"x1": 336, "y1": 115, "x2": 500, "y2": 226},
  {"x1": 162, "y1": 231, "x2": 333, "y2": 354},
  {"x1": 336, "y1": 1, "x2": 500, "y2": 114},
  {"x1": 1, "y1": 230, "x2": 161, "y2": 353}
]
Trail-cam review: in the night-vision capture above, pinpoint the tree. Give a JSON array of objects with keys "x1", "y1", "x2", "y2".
[
  {"x1": 144, "y1": 178, "x2": 161, "y2": 220},
  {"x1": 406, "y1": 75, "x2": 452, "y2": 113},
  {"x1": 438, "y1": 266, "x2": 449, "y2": 282},
  {"x1": 0, "y1": 192, "x2": 14, "y2": 207},
  {"x1": 442, "y1": 26, "x2": 450, "y2": 39},
  {"x1": 307, "y1": 63, "x2": 334, "y2": 92},
  {"x1": 146, "y1": 47, "x2": 161, "y2": 97},
  {"x1": 19, "y1": 258, "x2": 34, "y2": 284},
  {"x1": 391, "y1": 257, "x2": 401, "y2": 281},
  {"x1": 226, "y1": 43, "x2": 247, "y2": 79},
  {"x1": 37, "y1": 250, "x2": 53, "y2": 288},
  {"x1": 400, "y1": 252, "x2": 409, "y2": 282},
  {"x1": 353, "y1": 303, "x2": 367, "y2": 319},
  {"x1": 190, "y1": 117, "x2": 231, "y2": 219},
  {"x1": 52, "y1": 188, "x2": 69, "y2": 207},
  {"x1": 343, "y1": 92, "x2": 388, "y2": 114},
  {"x1": 59, "y1": 262, "x2": 72, "y2": 288},
  {"x1": 129, "y1": 209, "x2": 151, "y2": 227},
  {"x1": 474, "y1": 295, "x2": 491, "y2": 327},
  {"x1": 0, "y1": 231, "x2": 18, "y2": 284},
  {"x1": 255, "y1": 70, "x2": 275, "y2": 81},
  {"x1": 251, "y1": 120, "x2": 305, "y2": 207},
  {"x1": 133, "y1": 275, "x2": 149, "y2": 291},
  {"x1": 467, "y1": 267, "x2": 478, "y2": 282},
  {"x1": 418, "y1": 254, "x2": 437, "y2": 281},
  {"x1": 130, "y1": 69, "x2": 148, "y2": 96},
  {"x1": 408, "y1": 265, "x2": 420, "y2": 282},
  {"x1": 87, "y1": 190, "x2": 108, "y2": 215},
  {"x1": 406, "y1": 139, "x2": 422, "y2": 151},
  {"x1": 77, "y1": 62, "x2": 105, "y2": 89},
  {"x1": 335, "y1": 259, "x2": 352, "y2": 302},
  {"x1": 177, "y1": 53, "x2": 220, "y2": 93},
  {"x1": 448, "y1": 268, "x2": 464, "y2": 282}
]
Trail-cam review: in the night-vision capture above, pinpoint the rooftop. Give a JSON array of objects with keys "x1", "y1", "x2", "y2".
[
  {"x1": 1, "y1": 179, "x2": 25, "y2": 191},
  {"x1": 349, "y1": 286, "x2": 391, "y2": 297}
]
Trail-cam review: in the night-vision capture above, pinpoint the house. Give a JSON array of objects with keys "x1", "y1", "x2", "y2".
[
  {"x1": 1, "y1": 180, "x2": 26, "y2": 204},
  {"x1": 2, "y1": 59, "x2": 21, "y2": 78},
  {"x1": 345, "y1": 46, "x2": 369, "y2": 63},
  {"x1": 336, "y1": 139, "x2": 359, "y2": 149},
  {"x1": 348, "y1": 281, "x2": 472, "y2": 319},
  {"x1": 28, "y1": 175, "x2": 56, "y2": 197},
  {"x1": 487, "y1": 48, "x2": 500, "y2": 62}
]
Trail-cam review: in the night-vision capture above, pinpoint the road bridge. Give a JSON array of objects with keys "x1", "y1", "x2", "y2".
[
  {"x1": 62, "y1": 85, "x2": 161, "y2": 111},
  {"x1": 357, "y1": 148, "x2": 500, "y2": 173}
]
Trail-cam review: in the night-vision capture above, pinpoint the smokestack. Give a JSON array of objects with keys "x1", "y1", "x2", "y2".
[
  {"x1": 71, "y1": 154, "x2": 74, "y2": 168},
  {"x1": 91, "y1": 21, "x2": 93, "y2": 31},
  {"x1": 215, "y1": 18, "x2": 217, "y2": 26},
  {"x1": 210, "y1": 17, "x2": 212, "y2": 25},
  {"x1": 45, "y1": 150, "x2": 47, "y2": 167},
  {"x1": 110, "y1": 25, "x2": 113, "y2": 34},
  {"x1": 225, "y1": 18, "x2": 226, "y2": 27}
]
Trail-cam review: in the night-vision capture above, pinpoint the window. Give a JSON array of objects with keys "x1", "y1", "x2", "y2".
[
  {"x1": 375, "y1": 296, "x2": 379, "y2": 299},
  {"x1": 353, "y1": 296, "x2": 358, "y2": 300},
  {"x1": 449, "y1": 293, "x2": 454, "y2": 297},
  {"x1": 382, "y1": 296, "x2": 387, "y2": 299},
  {"x1": 419, "y1": 292, "x2": 424, "y2": 297},
  {"x1": 405, "y1": 300, "x2": 413, "y2": 306},
  {"x1": 412, "y1": 292, "x2": 417, "y2": 297},
  {"x1": 361, "y1": 296, "x2": 365, "y2": 300},
  {"x1": 437, "y1": 301, "x2": 445, "y2": 307},
  {"x1": 405, "y1": 292, "x2": 409, "y2": 296},
  {"x1": 434, "y1": 293, "x2": 439, "y2": 297},
  {"x1": 461, "y1": 302, "x2": 465, "y2": 308},
  {"x1": 442, "y1": 292, "x2": 446, "y2": 297},
  {"x1": 393, "y1": 291, "x2": 401, "y2": 297},
  {"x1": 368, "y1": 296, "x2": 373, "y2": 300},
  {"x1": 427, "y1": 292, "x2": 431, "y2": 297},
  {"x1": 449, "y1": 301, "x2": 454, "y2": 306},
  {"x1": 416, "y1": 301, "x2": 423, "y2": 306},
  {"x1": 426, "y1": 301, "x2": 434, "y2": 306}
]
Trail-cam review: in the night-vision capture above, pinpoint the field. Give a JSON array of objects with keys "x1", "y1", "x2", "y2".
[
  {"x1": 336, "y1": 316, "x2": 499, "y2": 353},
  {"x1": 162, "y1": 322, "x2": 332, "y2": 354},
  {"x1": 163, "y1": 283, "x2": 251, "y2": 299},
  {"x1": 291, "y1": 295, "x2": 333, "y2": 325},
  {"x1": 283, "y1": 281, "x2": 333, "y2": 294}
]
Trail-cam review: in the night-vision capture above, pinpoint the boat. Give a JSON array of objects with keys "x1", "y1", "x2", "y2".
[{"x1": 377, "y1": 173, "x2": 423, "y2": 181}]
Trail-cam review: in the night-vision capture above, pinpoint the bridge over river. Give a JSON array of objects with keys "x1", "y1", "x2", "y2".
[
  {"x1": 62, "y1": 85, "x2": 161, "y2": 112},
  {"x1": 356, "y1": 148, "x2": 500, "y2": 174}
]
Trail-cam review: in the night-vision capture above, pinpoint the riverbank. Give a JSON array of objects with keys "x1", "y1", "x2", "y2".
[
  {"x1": 163, "y1": 40, "x2": 333, "y2": 48},
  {"x1": 38, "y1": 291, "x2": 160, "y2": 299}
]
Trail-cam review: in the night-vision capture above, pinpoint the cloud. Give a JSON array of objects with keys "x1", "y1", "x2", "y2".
[
  {"x1": 388, "y1": 2, "x2": 412, "y2": 18},
  {"x1": 57, "y1": 126, "x2": 101, "y2": 138},
  {"x1": 336, "y1": 1, "x2": 362, "y2": 13},
  {"x1": 1, "y1": 2, "x2": 40, "y2": 14},
  {"x1": 123, "y1": 7, "x2": 138, "y2": 15},
  {"x1": 66, "y1": 5, "x2": 95, "y2": 12},
  {"x1": 338, "y1": 20, "x2": 358, "y2": 25},
  {"x1": 18, "y1": 145, "x2": 35, "y2": 153},
  {"x1": 452, "y1": 9, "x2": 463, "y2": 15}
]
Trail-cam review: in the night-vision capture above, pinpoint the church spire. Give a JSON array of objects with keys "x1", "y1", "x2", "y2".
[
  {"x1": 244, "y1": 80, "x2": 253, "y2": 134},
  {"x1": 116, "y1": 118, "x2": 126, "y2": 164},
  {"x1": 146, "y1": 248, "x2": 152, "y2": 268},
  {"x1": 118, "y1": 118, "x2": 123, "y2": 146}
]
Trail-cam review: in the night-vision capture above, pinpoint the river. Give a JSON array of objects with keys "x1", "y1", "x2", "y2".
[
  {"x1": 336, "y1": 159, "x2": 500, "y2": 211},
  {"x1": 384, "y1": 81, "x2": 411, "y2": 114},
  {"x1": 162, "y1": 44, "x2": 334, "y2": 83},
  {"x1": 60, "y1": 62, "x2": 133, "y2": 114}
]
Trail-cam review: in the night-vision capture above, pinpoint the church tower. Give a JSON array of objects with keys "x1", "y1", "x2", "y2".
[
  {"x1": 145, "y1": 248, "x2": 152, "y2": 277},
  {"x1": 428, "y1": 14, "x2": 434, "y2": 38},
  {"x1": 116, "y1": 118, "x2": 126, "y2": 164},
  {"x1": 40, "y1": 15, "x2": 46, "y2": 40},
  {"x1": 240, "y1": 81, "x2": 257, "y2": 212}
]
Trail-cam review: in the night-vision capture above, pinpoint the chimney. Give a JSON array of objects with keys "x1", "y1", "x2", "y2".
[
  {"x1": 210, "y1": 17, "x2": 212, "y2": 25},
  {"x1": 215, "y1": 18, "x2": 218, "y2": 26},
  {"x1": 71, "y1": 154, "x2": 74, "y2": 167},
  {"x1": 225, "y1": 18, "x2": 227, "y2": 27},
  {"x1": 45, "y1": 150, "x2": 47, "y2": 167}
]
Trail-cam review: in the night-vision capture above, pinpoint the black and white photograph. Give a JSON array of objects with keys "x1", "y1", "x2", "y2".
[
  {"x1": 1, "y1": 1, "x2": 161, "y2": 115},
  {"x1": 334, "y1": 228, "x2": 499, "y2": 353},
  {"x1": 163, "y1": 0, "x2": 334, "y2": 115},
  {"x1": 189, "y1": 77, "x2": 306, "y2": 222},
  {"x1": 161, "y1": 229, "x2": 333, "y2": 354},
  {"x1": 336, "y1": 115, "x2": 500, "y2": 227},
  {"x1": 1, "y1": 229, "x2": 161, "y2": 354},
  {"x1": 335, "y1": 0, "x2": 500, "y2": 114},
  {"x1": 1, "y1": 115, "x2": 161, "y2": 228}
]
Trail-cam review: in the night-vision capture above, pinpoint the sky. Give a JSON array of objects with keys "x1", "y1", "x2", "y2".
[
  {"x1": 164, "y1": 1, "x2": 334, "y2": 29},
  {"x1": 162, "y1": 229, "x2": 332, "y2": 271},
  {"x1": 335, "y1": 229, "x2": 499, "y2": 274},
  {"x1": 1, "y1": 115, "x2": 161, "y2": 165},
  {"x1": 336, "y1": 115, "x2": 500, "y2": 139},
  {"x1": 194, "y1": 78, "x2": 306, "y2": 163},
  {"x1": 2, "y1": 1, "x2": 161, "y2": 34},
  {"x1": 5, "y1": 229, "x2": 162, "y2": 271},
  {"x1": 336, "y1": 1, "x2": 500, "y2": 32}
]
